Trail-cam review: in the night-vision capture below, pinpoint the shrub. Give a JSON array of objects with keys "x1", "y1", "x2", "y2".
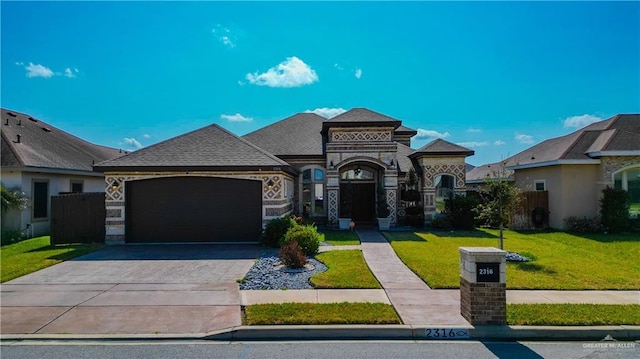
[
  {"x1": 1, "y1": 229, "x2": 24, "y2": 246},
  {"x1": 430, "y1": 215, "x2": 452, "y2": 230},
  {"x1": 600, "y1": 187, "x2": 630, "y2": 233},
  {"x1": 279, "y1": 240, "x2": 308, "y2": 268},
  {"x1": 282, "y1": 224, "x2": 320, "y2": 256},
  {"x1": 564, "y1": 216, "x2": 603, "y2": 233},
  {"x1": 262, "y1": 217, "x2": 297, "y2": 247},
  {"x1": 443, "y1": 194, "x2": 479, "y2": 230}
]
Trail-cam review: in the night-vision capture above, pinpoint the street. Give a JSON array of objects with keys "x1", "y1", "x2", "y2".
[{"x1": 1, "y1": 340, "x2": 638, "y2": 359}]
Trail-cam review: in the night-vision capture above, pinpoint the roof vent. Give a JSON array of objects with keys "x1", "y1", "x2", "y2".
[
  {"x1": 4, "y1": 118, "x2": 9, "y2": 126},
  {"x1": 16, "y1": 134, "x2": 21, "y2": 143},
  {"x1": 7, "y1": 112, "x2": 16, "y2": 117},
  {"x1": 17, "y1": 119, "x2": 22, "y2": 126},
  {"x1": 28, "y1": 117, "x2": 38, "y2": 122},
  {"x1": 42, "y1": 127, "x2": 52, "y2": 132}
]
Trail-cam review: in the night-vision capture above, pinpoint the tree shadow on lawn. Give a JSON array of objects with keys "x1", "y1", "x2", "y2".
[
  {"x1": 430, "y1": 230, "x2": 498, "y2": 239},
  {"x1": 384, "y1": 232, "x2": 428, "y2": 242},
  {"x1": 510, "y1": 261, "x2": 557, "y2": 275},
  {"x1": 566, "y1": 232, "x2": 640, "y2": 243}
]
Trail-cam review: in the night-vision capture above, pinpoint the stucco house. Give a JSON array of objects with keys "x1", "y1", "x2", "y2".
[
  {"x1": 94, "y1": 108, "x2": 474, "y2": 244},
  {"x1": 499, "y1": 114, "x2": 639, "y2": 229},
  {"x1": 1, "y1": 108, "x2": 123, "y2": 237}
]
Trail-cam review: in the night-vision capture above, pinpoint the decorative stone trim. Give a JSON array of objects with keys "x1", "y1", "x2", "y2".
[
  {"x1": 106, "y1": 209, "x2": 122, "y2": 218},
  {"x1": 330, "y1": 128, "x2": 393, "y2": 142}
]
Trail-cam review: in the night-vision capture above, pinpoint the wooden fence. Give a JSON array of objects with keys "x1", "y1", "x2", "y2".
[
  {"x1": 51, "y1": 192, "x2": 105, "y2": 244},
  {"x1": 511, "y1": 191, "x2": 549, "y2": 230}
]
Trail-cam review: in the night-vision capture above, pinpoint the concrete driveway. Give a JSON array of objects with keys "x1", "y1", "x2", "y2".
[{"x1": 1, "y1": 244, "x2": 264, "y2": 335}]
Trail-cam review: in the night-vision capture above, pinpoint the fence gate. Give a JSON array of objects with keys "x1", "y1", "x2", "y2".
[
  {"x1": 51, "y1": 192, "x2": 105, "y2": 244},
  {"x1": 511, "y1": 191, "x2": 549, "y2": 230}
]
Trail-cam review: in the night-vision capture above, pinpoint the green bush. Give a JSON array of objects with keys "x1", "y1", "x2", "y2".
[
  {"x1": 282, "y1": 224, "x2": 320, "y2": 256},
  {"x1": 279, "y1": 240, "x2": 308, "y2": 268},
  {"x1": 443, "y1": 194, "x2": 479, "y2": 230},
  {"x1": 1, "y1": 229, "x2": 24, "y2": 246},
  {"x1": 564, "y1": 216, "x2": 603, "y2": 233},
  {"x1": 262, "y1": 217, "x2": 296, "y2": 247},
  {"x1": 600, "y1": 187, "x2": 630, "y2": 233}
]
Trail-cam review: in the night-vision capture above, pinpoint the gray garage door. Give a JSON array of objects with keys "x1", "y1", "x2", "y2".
[{"x1": 125, "y1": 176, "x2": 262, "y2": 243}]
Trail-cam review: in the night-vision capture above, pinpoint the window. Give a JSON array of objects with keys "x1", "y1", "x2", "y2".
[
  {"x1": 33, "y1": 180, "x2": 49, "y2": 220},
  {"x1": 71, "y1": 180, "x2": 83, "y2": 193},
  {"x1": 534, "y1": 180, "x2": 546, "y2": 191},
  {"x1": 341, "y1": 167, "x2": 374, "y2": 180},
  {"x1": 301, "y1": 168, "x2": 325, "y2": 216},
  {"x1": 614, "y1": 167, "x2": 640, "y2": 218}
]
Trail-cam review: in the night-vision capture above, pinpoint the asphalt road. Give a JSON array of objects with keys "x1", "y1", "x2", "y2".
[{"x1": 1, "y1": 340, "x2": 638, "y2": 359}]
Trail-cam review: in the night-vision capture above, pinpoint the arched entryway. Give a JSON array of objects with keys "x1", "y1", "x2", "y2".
[{"x1": 338, "y1": 162, "x2": 388, "y2": 224}]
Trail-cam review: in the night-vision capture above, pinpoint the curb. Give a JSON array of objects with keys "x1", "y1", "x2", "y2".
[{"x1": 2, "y1": 325, "x2": 639, "y2": 342}]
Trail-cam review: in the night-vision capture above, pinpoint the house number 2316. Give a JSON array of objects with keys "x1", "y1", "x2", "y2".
[{"x1": 479, "y1": 268, "x2": 494, "y2": 275}]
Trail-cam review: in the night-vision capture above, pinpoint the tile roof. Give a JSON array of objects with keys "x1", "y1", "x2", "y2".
[
  {"x1": 409, "y1": 138, "x2": 475, "y2": 157},
  {"x1": 1, "y1": 108, "x2": 123, "y2": 172},
  {"x1": 505, "y1": 114, "x2": 640, "y2": 168},
  {"x1": 95, "y1": 123, "x2": 290, "y2": 171},
  {"x1": 242, "y1": 113, "x2": 325, "y2": 156}
]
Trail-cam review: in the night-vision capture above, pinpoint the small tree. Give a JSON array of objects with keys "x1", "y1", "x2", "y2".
[
  {"x1": 475, "y1": 165, "x2": 520, "y2": 249},
  {"x1": 443, "y1": 194, "x2": 479, "y2": 230},
  {"x1": 600, "y1": 187, "x2": 630, "y2": 233},
  {"x1": 1, "y1": 185, "x2": 29, "y2": 212}
]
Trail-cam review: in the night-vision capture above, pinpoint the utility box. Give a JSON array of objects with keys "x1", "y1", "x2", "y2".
[{"x1": 459, "y1": 247, "x2": 507, "y2": 325}]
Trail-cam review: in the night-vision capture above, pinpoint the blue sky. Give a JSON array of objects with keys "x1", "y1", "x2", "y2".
[{"x1": 2, "y1": 1, "x2": 638, "y2": 166}]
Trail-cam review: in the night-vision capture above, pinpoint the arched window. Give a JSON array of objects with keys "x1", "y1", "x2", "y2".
[
  {"x1": 341, "y1": 167, "x2": 374, "y2": 181},
  {"x1": 614, "y1": 166, "x2": 640, "y2": 218},
  {"x1": 435, "y1": 174, "x2": 455, "y2": 213},
  {"x1": 301, "y1": 168, "x2": 325, "y2": 217}
]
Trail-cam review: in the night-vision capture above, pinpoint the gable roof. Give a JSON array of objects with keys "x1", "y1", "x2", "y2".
[
  {"x1": 409, "y1": 138, "x2": 474, "y2": 158},
  {"x1": 322, "y1": 108, "x2": 401, "y2": 133},
  {"x1": 1, "y1": 108, "x2": 123, "y2": 173},
  {"x1": 242, "y1": 112, "x2": 325, "y2": 157},
  {"x1": 95, "y1": 123, "x2": 293, "y2": 173},
  {"x1": 395, "y1": 125, "x2": 418, "y2": 136},
  {"x1": 506, "y1": 114, "x2": 640, "y2": 169},
  {"x1": 466, "y1": 162, "x2": 514, "y2": 183}
]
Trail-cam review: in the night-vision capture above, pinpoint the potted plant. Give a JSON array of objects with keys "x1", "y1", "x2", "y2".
[{"x1": 377, "y1": 184, "x2": 391, "y2": 230}]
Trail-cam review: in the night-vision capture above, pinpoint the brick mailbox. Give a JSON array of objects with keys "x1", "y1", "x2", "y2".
[{"x1": 459, "y1": 247, "x2": 507, "y2": 325}]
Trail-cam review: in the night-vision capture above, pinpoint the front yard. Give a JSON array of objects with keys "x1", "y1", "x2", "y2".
[
  {"x1": 385, "y1": 229, "x2": 640, "y2": 290},
  {"x1": 1, "y1": 236, "x2": 103, "y2": 283}
]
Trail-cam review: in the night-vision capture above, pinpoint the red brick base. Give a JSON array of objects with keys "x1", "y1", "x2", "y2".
[{"x1": 460, "y1": 277, "x2": 506, "y2": 325}]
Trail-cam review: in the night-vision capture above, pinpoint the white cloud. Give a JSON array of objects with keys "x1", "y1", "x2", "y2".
[
  {"x1": 515, "y1": 134, "x2": 534, "y2": 144},
  {"x1": 305, "y1": 107, "x2": 347, "y2": 119},
  {"x1": 123, "y1": 137, "x2": 143, "y2": 149},
  {"x1": 221, "y1": 113, "x2": 253, "y2": 122},
  {"x1": 334, "y1": 63, "x2": 343, "y2": 70},
  {"x1": 494, "y1": 140, "x2": 506, "y2": 146},
  {"x1": 64, "y1": 68, "x2": 76, "y2": 78},
  {"x1": 246, "y1": 57, "x2": 318, "y2": 88},
  {"x1": 415, "y1": 129, "x2": 451, "y2": 139},
  {"x1": 563, "y1": 114, "x2": 604, "y2": 129},
  {"x1": 25, "y1": 62, "x2": 54, "y2": 78},
  {"x1": 142, "y1": 133, "x2": 151, "y2": 139},
  {"x1": 15, "y1": 61, "x2": 24, "y2": 66},
  {"x1": 457, "y1": 141, "x2": 489, "y2": 148},
  {"x1": 355, "y1": 68, "x2": 362, "y2": 79},
  {"x1": 212, "y1": 24, "x2": 236, "y2": 48},
  {"x1": 467, "y1": 128, "x2": 482, "y2": 133}
]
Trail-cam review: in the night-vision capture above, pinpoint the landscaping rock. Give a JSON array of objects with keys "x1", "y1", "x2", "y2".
[
  {"x1": 240, "y1": 255, "x2": 328, "y2": 290},
  {"x1": 506, "y1": 251, "x2": 532, "y2": 262}
]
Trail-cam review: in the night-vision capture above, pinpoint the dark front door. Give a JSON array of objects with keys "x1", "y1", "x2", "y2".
[
  {"x1": 126, "y1": 176, "x2": 262, "y2": 243},
  {"x1": 340, "y1": 183, "x2": 375, "y2": 222}
]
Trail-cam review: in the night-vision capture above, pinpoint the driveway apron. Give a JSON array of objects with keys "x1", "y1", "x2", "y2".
[
  {"x1": 1, "y1": 244, "x2": 262, "y2": 335},
  {"x1": 357, "y1": 230, "x2": 469, "y2": 326}
]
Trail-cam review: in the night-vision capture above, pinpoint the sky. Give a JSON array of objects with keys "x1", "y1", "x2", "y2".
[{"x1": 1, "y1": 1, "x2": 639, "y2": 166}]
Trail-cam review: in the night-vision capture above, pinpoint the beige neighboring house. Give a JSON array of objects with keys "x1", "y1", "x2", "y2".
[
  {"x1": 1, "y1": 109, "x2": 123, "y2": 237},
  {"x1": 496, "y1": 114, "x2": 639, "y2": 229}
]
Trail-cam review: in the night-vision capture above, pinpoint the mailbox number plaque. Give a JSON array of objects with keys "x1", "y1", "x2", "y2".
[{"x1": 476, "y1": 262, "x2": 500, "y2": 282}]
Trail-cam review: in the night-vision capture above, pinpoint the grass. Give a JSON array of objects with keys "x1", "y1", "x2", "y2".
[
  {"x1": 1, "y1": 236, "x2": 103, "y2": 282},
  {"x1": 507, "y1": 304, "x2": 640, "y2": 325},
  {"x1": 320, "y1": 230, "x2": 360, "y2": 246},
  {"x1": 311, "y1": 250, "x2": 381, "y2": 289},
  {"x1": 244, "y1": 302, "x2": 401, "y2": 325},
  {"x1": 384, "y1": 229, "x2": 640, "y2": 290}
]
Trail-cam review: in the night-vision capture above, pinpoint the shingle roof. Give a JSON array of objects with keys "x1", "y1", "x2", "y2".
[
  {"x1": 242, "y1": 113, "x2": 325, "y2": 156},
  {"x1": 1, "y1": 108, "x2": 123, "y2": 172},
  {"x1": 95, "y1": 123, "x2": 291, "y2": 171},
  {"x1": 396, "y1": 143, "x2": 415, "y2": 173},
  {"x1": 466, "y1": 162, "x2": 514, "y2": 183},
  {"x1": 505, "y1": 114, "x2": 639, "y2": 167},
  {"x1": 409, "y1": 138, "x2": 475, "y2": 157},
  {"x1": 395, "y1": 125, "x2": 418, "y2": 135},
  {"x1": 327, "y1": 108, "x2": 401, "y2": 124}
]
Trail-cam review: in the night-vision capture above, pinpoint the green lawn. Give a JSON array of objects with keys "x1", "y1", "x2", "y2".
[
  {"x1": 385, "y1": 229, "x2": 640, "y2": 289},
  {"x1": 244, "y1": 302, "x2": 401, "y2": 325},
  {"x1": 320, "y1": 230, "x2": 360, "y2": 246},
  {"x1": 311, "y1": 250, "x2": 381, "y2": 289},
  {"x1": 507, "y1": 304, "x2": 640, "y2": 325},
  {"x1": 0, "y1": 236, "x2": 103, "y2": 282}
]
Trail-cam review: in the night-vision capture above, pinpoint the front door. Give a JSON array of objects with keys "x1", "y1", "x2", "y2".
[{"x1": 340, "y1": 183, "x2": 375, "y2": 222}]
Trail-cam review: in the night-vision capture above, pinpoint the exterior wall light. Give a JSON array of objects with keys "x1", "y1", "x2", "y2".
[
  {"x1": 266, "y1": 179, "x2": 275, "y2": 190},
  {"x1": 111, "y1": 180, "x2": 120, "y2": 192}
]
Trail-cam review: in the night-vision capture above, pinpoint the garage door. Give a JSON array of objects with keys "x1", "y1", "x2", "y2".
[{"x1": 125, "y1": 176, "x2": 262, "y2": 243}]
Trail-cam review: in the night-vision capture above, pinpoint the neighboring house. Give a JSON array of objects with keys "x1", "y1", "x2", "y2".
[
  {"x1": 95, "y1": 108, "x2": 474, "y2": 244},
  {"x1": 465, "y1": 162, "x2": 514, "y2": 191},
  {"x1": 495, "y1": 114, "x2": 639, "y2": 229},
  {"x1": 1, "y1": 109, "x2": 124, "y2": 237}
]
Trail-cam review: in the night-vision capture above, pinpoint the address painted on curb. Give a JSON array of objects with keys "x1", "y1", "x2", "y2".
[{"x1": 424, "y1": 328, "x2": 469, "y2": 339}]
